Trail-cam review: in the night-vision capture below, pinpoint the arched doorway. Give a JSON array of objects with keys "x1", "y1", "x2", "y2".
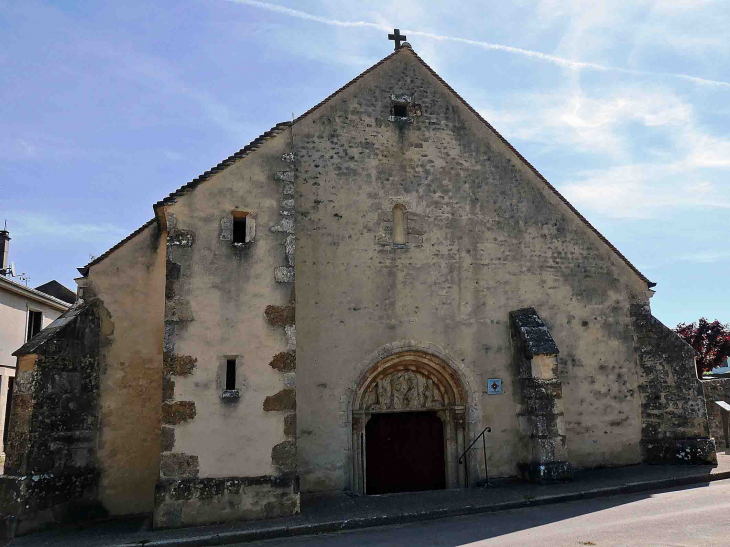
[{"x1": 351, "y1": 350, "x2": 468, "y2": 494}]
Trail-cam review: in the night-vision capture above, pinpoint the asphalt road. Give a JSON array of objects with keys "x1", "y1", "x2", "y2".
[{"x1": 243, "y1": 479, "x2": 730, "y2": 546}]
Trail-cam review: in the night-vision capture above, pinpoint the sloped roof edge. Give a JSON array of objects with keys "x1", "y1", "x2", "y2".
[
  {"x1": 397, "y1": 47, "x2": 653, "y2": 288},
  {"x1": 79, "y1": 218, "x2": 156, "y2": 276},
  {"x1": 81, "y1": 46, "x2": 652, "y2": 288},
  {"x1": 152, "y1": 121, "x2": 294, "y2": 210},
  {"x1": 12, "y1": 301, "x2": 85, "y2": 357},
  {"x1": 78, "y1": 50, "x2": 404, "y2": 276}
]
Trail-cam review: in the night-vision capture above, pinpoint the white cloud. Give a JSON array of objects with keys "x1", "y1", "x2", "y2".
[
  {"x1": 476, "y1": 79, "x2": 730, "y2": 220},
  {"x1": 228, "y1": 0, "x2": 730, "y2": 88},
  {"x1": 678, "y1": 250, "x2": 730, "y2": 264},
  {"x1": 559, "y1": 163, "x2": 730, "y2": 219},
  {"x1": 480, "y1": 84, "x2": 694, "y2": 160},
  {"x1": 3, "y1": 213, "x2": 128, "y2": 244}
]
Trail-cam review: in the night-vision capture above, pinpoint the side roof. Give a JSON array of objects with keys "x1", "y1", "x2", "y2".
[
  {"x1": 80, "y1": 46, "x2": 653, "y2": 288},
  {"x1": 0, "y1": 275, "x2": 71, "y2": 312},
  {"x1": 35, "y1": 280, "x2": 77, "y2": 305}
]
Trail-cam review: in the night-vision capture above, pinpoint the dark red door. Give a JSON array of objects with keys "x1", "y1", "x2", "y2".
[{"x1": 365, "y1": 411, "x2": 446, "y2": 495}]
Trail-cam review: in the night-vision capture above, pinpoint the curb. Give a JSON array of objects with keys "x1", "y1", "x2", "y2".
[{"x1": 118, "y1": 471, "x2": 730, "y2": 547}]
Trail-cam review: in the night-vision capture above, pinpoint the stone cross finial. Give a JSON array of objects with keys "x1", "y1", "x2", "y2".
[{"x1": 388, "y1": 28, "x2": 406, "y2": 50}]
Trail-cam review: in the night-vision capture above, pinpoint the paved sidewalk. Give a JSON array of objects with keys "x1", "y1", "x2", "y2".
[{"x1": 10, "y1": 454, "x2": 730, "y2": 547}]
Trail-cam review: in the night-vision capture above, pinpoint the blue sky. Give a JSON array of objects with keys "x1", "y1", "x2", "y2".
[{"x1": 1, "y1": 0, "x2": 728, "y2": 328}]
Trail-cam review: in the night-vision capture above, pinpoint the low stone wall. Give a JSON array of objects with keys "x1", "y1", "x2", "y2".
[
  {"x1": 630, "y1": 303, "x2": 716, "y2": 465},
  {"x1": 702, "y1": 378, "x2": 730, "y2": 450},
  {"x1": 154, "y1": 475, "x2": 299, "y2": 528}
]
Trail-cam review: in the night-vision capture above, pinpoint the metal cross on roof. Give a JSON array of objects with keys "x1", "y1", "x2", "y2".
[{"x1": 388, "y1": 28, "x2": 406, "y2": 50}]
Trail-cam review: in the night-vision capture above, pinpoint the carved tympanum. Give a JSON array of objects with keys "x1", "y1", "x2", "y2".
[{"x1": 362, "y1": 370, "x2": 445, "y2": 411}]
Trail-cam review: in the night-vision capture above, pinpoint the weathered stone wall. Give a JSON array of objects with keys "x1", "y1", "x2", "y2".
[
  {"x1": 153, "y1": 127, "x2": 300, "y2": 528},
  {"x1": 294, "y1": 48, "x2": 652, "y2": 492},
  {"x1": 510, "y1": 308, "x2": 571, "y2": 483},
  {"x1": 0, "y1": 302, "x2": 105, "y2": 537},
  {"x1": 631, "y1": 303, "x2": 715, "y2": 464},
  {"x1": 701, "y1": 378, "x2": 730, "y2": 449},
  {"x1": 85, "y1": 221, "x2": 167, "y2": 515}
]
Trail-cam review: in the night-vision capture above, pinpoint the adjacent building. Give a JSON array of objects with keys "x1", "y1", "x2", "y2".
[{"x1": 0, "y1": 228, "x2": 73, "y2": 460}]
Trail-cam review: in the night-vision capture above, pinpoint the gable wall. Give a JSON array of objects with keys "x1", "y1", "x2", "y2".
[
  {"x1": 294, "y1": 51, "x2": 651, "y2": 491},
  {"x1": 154, "y1": 130, "x2": 299, "y2": 527},
  {"x1": 86, "y1": 221, "x2": 166, "y2": 515}
]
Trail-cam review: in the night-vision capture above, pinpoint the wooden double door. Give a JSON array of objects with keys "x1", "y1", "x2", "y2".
[{"x1": 365, "y1": 411, "x2": 446, "y2": 495}]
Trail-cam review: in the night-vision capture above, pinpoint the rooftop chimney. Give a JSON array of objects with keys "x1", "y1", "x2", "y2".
[{"x1": 0, "y1": 223, "x2": 9, "y2": 275}]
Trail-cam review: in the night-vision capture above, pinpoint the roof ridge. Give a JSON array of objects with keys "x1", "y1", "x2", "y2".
[{"x1": 398, "y1": 48, "x2": 653, "y2": 287}]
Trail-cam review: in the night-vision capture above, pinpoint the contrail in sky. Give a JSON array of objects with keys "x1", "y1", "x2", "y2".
[{"x1": 228, "y1": 0, "x2": 730, "y2": 89}]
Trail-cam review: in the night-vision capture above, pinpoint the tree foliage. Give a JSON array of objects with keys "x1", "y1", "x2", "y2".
[{"x1": 675, "y1": 319, "x2": 730, "y2": 376}]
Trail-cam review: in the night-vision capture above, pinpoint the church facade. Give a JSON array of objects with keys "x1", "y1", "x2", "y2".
[{"x1": 1, "y1": 42, "x2": 716, "y2": 536}]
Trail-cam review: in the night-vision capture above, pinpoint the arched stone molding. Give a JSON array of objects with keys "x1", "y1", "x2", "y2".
[
  {"x1": 349, "y1": 342, "x2": 477, "y2": 494},
  {"x1": 352, "y1": 340, "x2": 478, "y2": 407}
]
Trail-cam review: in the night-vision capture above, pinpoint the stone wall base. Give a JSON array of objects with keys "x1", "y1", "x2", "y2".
[
  {"x1": 153, "y1": 474, "x2": 300, "y2": 529},
  {"x1": 641, "y1": 438, "x2": 717, "y2": 465},
  {"x1": 518, "y1": 461, "x2": 573, "y2": 484},
  {"x1": 0, "y1": 471, "x2": 105, "y2": 540}
]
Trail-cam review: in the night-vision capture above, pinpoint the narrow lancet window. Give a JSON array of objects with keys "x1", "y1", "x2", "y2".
[
  {"x1": 226, "y1": 359, "x2": 236, "y2": 390},
  {"x1": 392, "y1": 204, "x2": 406, "y2": 245}
]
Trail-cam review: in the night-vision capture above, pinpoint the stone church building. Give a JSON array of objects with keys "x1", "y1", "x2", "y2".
[{"x1": 0, "y1": 39, "x2": 716, "y2": 536}]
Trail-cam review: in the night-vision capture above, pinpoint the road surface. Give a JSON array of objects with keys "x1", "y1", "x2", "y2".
[{"x1": 243, "y1": 479, "x2": 730, "y2": 546}]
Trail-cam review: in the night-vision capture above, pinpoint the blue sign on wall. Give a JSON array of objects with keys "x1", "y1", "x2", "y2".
[{"x1": 487, "y1": 378, "x2": 502, "y2": 395}]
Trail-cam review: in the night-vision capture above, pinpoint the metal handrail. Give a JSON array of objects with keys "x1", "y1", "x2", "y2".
[{"x1": 458, "y1": 425, "x2": 491, "y2": 488}]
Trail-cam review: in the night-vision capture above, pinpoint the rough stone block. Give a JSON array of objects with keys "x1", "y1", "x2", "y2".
[
  {"x1": 162, "y1": 401, "x2": 196, "y2": 425},
  {"x1": 219, "y1": 217, "x2": 233, "y2": 241},
  {"x1": 510, "y1": 308, "x2": 560, "y2": 358},
  {"x1": 519, "y1": 461, "x2": 573, "y2": 483},
  {"x1": 162, "y1": 377, "x2": 175, "y2": 402},
  {"x1": 641, "y1": 438, "x2": 717, "y2": 465},
  {"x1": 284, "y1": 413, "x2": 296, "y2": 437},
  {"x1": 274, "y1": 267, "x2": 295, "y2": 283},
  {"x1": 163, "y1": 353, "x2": 197, "y2": 376},
  {"x1": 264, "y1": 305, "x2": 295, "y2": 326},
  {"x1": 220, "y1": 389, "x2": 241, "y2": 402},
  {"x1": 160, "y1": 453, "x2": 199, "y2": 479},
  {"x1": 153, "y1": 475, "x2": 299, "y2": 529},
  {"x1": 285, "y1": 325, "x2": 296, "y2": 352},
  {"x1": 271, "y1": 440, "x2": 297, "y2": 472},
  {"x1": 167, "y1": 230, "x2": 194, "y2": 247},
  {"x1": 270, "y1": 218, "x2": 294, "y2": 234},
  {"x1": 263, "y1": 389, "x2": 296, "y2": 412},
  {"x1": 284, "y1": 373, "x2": 296, "y2": 388},
  {"x1": 269, "y1": 352, "x2": 296, "y2": 373},
  {"x1": 165, "y1": 298, "x2": 194, "y2": 323},
  {"x1": 161, "y1": 427, "x2": 175, "y2": 452},
  {"x1": 274, "y1": 171, "x2": 295, "y2": 182},
  {"x1": 285, "y1": 234, "x2": 295, "y2": 266}
]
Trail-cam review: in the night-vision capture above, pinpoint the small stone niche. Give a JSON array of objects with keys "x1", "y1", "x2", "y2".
[
  {"x1": 221, "y1": 210, "x2": 255, "y2": 246},
  {"x1": 388, "y1": 93, "x2": 421, "y2": 123}
]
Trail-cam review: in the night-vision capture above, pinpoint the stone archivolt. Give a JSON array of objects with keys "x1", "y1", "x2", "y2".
[
  {"x1": 351, "y1": 350, "x2": 469, "y2": 494},
  {"x1": 354, "y1": 350, "x2": 466, "y2": 412},
  {"x1": 362, "y1": 370, "x2": 444, "y2": 411}
]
